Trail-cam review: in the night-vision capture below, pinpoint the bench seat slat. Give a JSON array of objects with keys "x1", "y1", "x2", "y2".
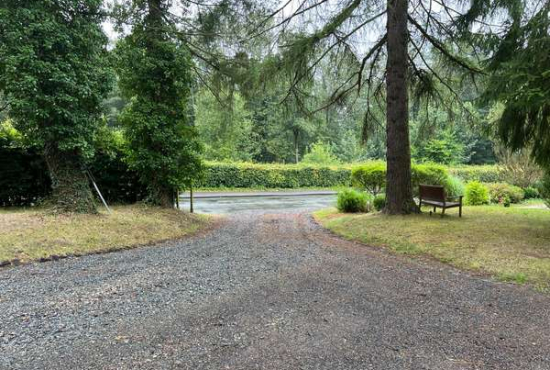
[{"x1": 421, "y1": 200, "x2": 461, "y2": 208}]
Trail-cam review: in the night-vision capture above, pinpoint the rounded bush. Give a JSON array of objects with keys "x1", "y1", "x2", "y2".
[
  {"x1": 351, "y1": 162, "x2": 386, "y2": 195},
  {"x1": 373, "y1": 194, "x2": 386, "y2": 211},
  {"x1": 443, "y1": 176, "x2": 465, "y2": 198},
  {"x1": 464, "y1": 181, "x2": 490, "y2": 205},
  {"x1": 486, "y1": 183, "x2": 525, "y2": 204},
  {"x1": 337, "y1": 189, "x2": 372, "y2": 213},
  {"x1": 523, "y1": 186, "x2": 540, "y2": 199}
]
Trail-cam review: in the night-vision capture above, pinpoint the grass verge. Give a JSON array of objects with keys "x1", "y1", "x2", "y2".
[
  {"x1": 0, "y1": 205, "x2": 210, "y2": 266},
  {"x1": 314, "y1": 205, "x2": 550, "y2": 292}
]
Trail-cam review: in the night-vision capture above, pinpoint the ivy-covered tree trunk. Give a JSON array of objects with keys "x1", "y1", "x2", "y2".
[
  {"x1": 44, "y1": 143, "x2": 96, "y2": 213},
  {"x1": 151, "y1": 183, "x2": 175, "y2": 208},
  {"x1": 0, "y1": 0, "x2": 111, "y2": 214},
  {"x1": 114, "y1": 0, "x2": 202, "y2": 209},
  {"x1": 384, "y1": 0, "x2": 417, "y2": 214}
]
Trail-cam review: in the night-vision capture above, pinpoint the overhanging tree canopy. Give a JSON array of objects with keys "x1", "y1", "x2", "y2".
[
  {"x1": 0, "y1": 0, "x2": 112, "y2": 213},
  {"x1": 241, "y1": 0, "x2": 483, "y2": 213}
]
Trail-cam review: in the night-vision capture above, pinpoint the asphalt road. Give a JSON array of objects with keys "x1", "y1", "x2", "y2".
[
  {"x1": 1, "y1": 211, "x2": 549, "y2": 369},
  {"x1": 178, "y1": 191, "x2": 337, "y2": 214}
]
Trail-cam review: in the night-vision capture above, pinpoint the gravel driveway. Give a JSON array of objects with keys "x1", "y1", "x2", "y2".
[{"x1": 1, "y1": 211, "x2": 549, "y2": 370}]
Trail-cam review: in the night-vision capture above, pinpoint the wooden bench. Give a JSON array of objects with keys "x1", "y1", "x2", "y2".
[{"x1": 419, "y1": 185, "x2": 463, "y2": 217}]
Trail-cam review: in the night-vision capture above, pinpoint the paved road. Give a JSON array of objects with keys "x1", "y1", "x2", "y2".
[
  {"x1": 178, "y1": 192, "x2": 337, "y2": 214},
  {"x1": 1, "y1": 212, "x2": 549, "y2": 370}
]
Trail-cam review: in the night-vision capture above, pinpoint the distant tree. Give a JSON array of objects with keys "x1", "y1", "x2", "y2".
[
  {"x1": 302, "y1": 142, "x2": 341, "y2": 166},
  {"x1": 195, "y1": 89, "x2": 256, "y2": 162},
  {"x1": 113, "y1": 0, "x2": 202, "y2": 207},
  {"x1": 0, "y1": 0, "x2": 112, "y2": 213},
  {"x1": 413, "y1": 131, "x2": 467, "y2": 165}
]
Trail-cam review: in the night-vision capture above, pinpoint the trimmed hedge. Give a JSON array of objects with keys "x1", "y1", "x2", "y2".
[
  {"x1": 448, "y1": 165, "x2": 504, "y2": 183},
  {"x1": 351, "y1": 162, "x2": 451, "y2": 196},
  {"x1": 200, "y1": 162, "x2": 351, "y2": 189}
]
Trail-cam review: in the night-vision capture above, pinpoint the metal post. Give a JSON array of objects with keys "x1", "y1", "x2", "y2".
[
  {"x1": 190, "y1": 184, "x2": 194, "y2": 213},
  {"x1": 89, "y1": 173, "x2": 111, "y2": 214}
]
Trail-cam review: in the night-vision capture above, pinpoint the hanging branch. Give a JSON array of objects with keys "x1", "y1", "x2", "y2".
[{"x1": 408, "y1": 15, "x2": 482, "y2": 74}]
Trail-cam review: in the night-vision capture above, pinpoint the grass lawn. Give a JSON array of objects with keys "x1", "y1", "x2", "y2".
[
  {"x1": 0, "y1": 205, "x2": 210, "y2": 265},
  {"x1": 314, "y1": 204, "x2": 550, "y2": 292}
]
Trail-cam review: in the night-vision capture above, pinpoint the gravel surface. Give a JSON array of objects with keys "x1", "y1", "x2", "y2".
[{"x1": 1, "y1": 211, "x2": 549, "y2": 370}]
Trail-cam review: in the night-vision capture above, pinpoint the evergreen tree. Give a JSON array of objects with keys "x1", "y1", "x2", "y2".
[
  {"x1": 463, "y1": 0, "x2": 550, "y2": 169},
  {"x1": 0, "y1": 0, "x2": 112, "y2": 213},
  {"x1": 113, "y1": 0, "x2": 202, "y2": 207},
  {"x1": 248, "y1": 0, "x2": 481, "y2": 214}
]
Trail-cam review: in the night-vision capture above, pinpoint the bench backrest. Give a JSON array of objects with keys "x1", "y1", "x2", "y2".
[{"x1": 419, "y1": 185, "x2": 445, "y2": 201}]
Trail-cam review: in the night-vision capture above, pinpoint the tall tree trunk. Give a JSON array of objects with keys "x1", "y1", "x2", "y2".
[
  {"x1": 44, "y1": 143, "x2": 96, "y2": 213},
  {"x1": 385, "y1": 0, "x2": 417, "y2": 214},
  {"x1": 145, "y1": 0, "x2": 173, "y2": 209}
]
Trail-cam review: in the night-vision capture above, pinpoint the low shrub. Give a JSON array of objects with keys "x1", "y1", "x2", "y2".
[
  {"x1": 486, "y1": 183, "x2": 525, "y2": 204},
  {"x1": 444, "y1": 176, "x2": 465, "y2": 198},
  {"x1": 464, "y1": 181, "x2": 490, "y2": 205},
  {"x1": 351, "y1": 162, "x2": 386, "y2": 195},
  {"x1": 523, "y1": 186, "x2": 540, "y2": 199},
  {"x1": 373, "y1": 194, "x2": 386, "y2": 211},
  {"x1": 337, "y1": 189, "x2": 372, "y2": 213}
]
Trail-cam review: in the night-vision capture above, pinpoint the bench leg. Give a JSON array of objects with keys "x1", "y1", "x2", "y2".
[
  {"x1": 459, "y1": 204, "x2": 462, "y2": 217},
  {"x1": 441, "y1": 207, "x2": 445, "y2": 217}
]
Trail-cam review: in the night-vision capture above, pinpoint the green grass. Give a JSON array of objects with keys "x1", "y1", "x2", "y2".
[
  {"x1": 314, "y1": 204, "x2": 550, "y2": 292},
  {"x1": 0, "y1": 205, "x2": 209, "y2": 264}
]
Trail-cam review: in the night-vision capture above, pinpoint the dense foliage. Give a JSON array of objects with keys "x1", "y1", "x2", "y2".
[
  {"x1": 0, "y1": 124, "x2": 50, "y2": 206},
  {"x1": 0, "y1": 126, "x2": 144, "y2": 206},
  {"x1": 464, "y1": 181, "x2": 490, "y2": 206},
  {"x1": 351, "y1": 163, "x2": 452, "y2": 197},
  {"x1": 486, "y1": 183, "x2": 525, "y2": 204},
  {"x1": 472, "y1": 1, "x2": 550, "y2": 169},
  {"x1": 114, "y1": 0, "x2": 202, "y2": 207},
  {"x1": 337, "y1": 189, "x2": 372, "y2": 213},
  {"x1": 373, "y1": 194, "x2": 386, "y2": 211},
  {"x1": 0, "y1": 0, "x2": 112, "y2": 212},
  {"x1": 351, "y1": 162, "x2": 387, "y2": 196}
]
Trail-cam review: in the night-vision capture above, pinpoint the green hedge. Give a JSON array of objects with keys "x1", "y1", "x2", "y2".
[
  {"x1": 448, "y1": 165, "x2": 504, "y2": 183},
  {"x1": 200, "y1": 162, "x2": 352, "y2": 188},
  {"x1": 0, "y1": 144, "x2": 145, "y2": 207},
  {"x1": 0, "y1": 139, "x2": 51, "y2": 206},
  {"x1": 351, "y1": 162, "x2": 451, "y2": 196}
]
